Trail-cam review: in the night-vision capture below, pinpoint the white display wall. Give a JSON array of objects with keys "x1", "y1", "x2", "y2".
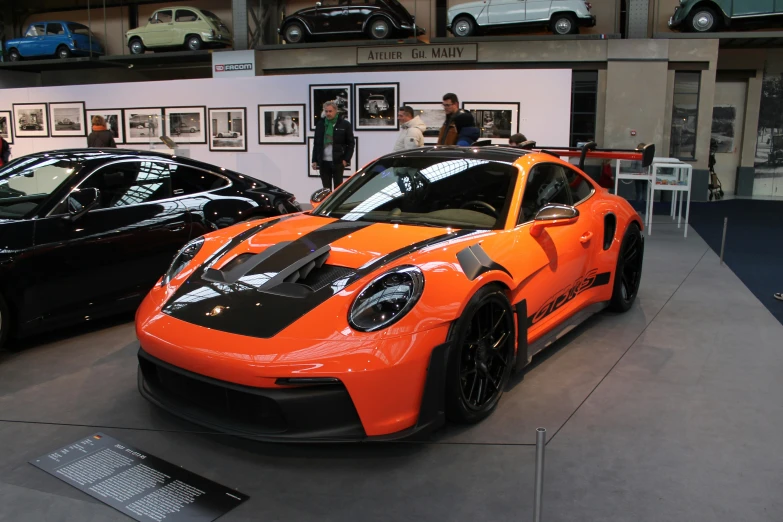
[{"x1": 1, "y1": 69, "x2": 572, "y2": 202}]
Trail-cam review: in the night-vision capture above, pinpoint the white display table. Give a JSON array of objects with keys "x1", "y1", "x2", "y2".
[{"x1": 647, "y1": 159, "x2": 693, "y2": 238}]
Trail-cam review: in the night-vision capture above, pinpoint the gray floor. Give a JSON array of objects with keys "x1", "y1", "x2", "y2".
[{"x1": 1, "y1": 222, "x2": 782, "y2": 521}]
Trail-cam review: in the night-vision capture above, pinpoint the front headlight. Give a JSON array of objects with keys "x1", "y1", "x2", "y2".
[
  {"x1": 349, "y1": 266, "x2": 424, "y2": 332},
  {"x1": 162, "y1": 236, "x2": 205, "y2": 285}
]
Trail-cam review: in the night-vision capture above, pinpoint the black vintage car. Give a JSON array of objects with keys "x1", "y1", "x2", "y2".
[
  {"x1": 279, "y1": 0, "x2": 425, "y2": 44},
  {"x1": 0, "y1": 148, "x2": 300, "y2": 349}
]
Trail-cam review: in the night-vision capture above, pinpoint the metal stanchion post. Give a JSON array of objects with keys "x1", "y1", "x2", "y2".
[
  {"x1": 720, "y1": 217, "x2": 728, "y2": 265},
  {"x1": 534, "y1": 427, "x2": 546, "y2": 522}
]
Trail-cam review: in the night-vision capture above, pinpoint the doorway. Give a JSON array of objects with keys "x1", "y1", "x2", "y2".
[{"x1": 711, "y1": 81, "x2": 748, "y2": 197}]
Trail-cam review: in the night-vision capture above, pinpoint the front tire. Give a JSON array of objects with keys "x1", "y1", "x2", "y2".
[
  {"x1": 8, "y1": 49, "x2": 21, "y2": 62},
  {"x1": 688, "y1": 7, "x2": 719, "y2": 32},
  {"x1": 445, "y1": 285, "x2": 515, "y2": 423},
  {"x1": 283, "y1": 22, "x2": 306, "y2": 44},
  {"x1": 129, "y1": 38, "x2": 145, "y2": 55},
  {"x1": 452, "y1": 16, "x2": 475, "y2": 37},
  {"x1": 551, "y1": 13, "x2": 578, "y2": 35},
  {"x1": 608, "y1": 222, "x2": 644, "y2": 313},
  {"x1": 367, "y1": 17, "x2": 391, "y2": 39}
]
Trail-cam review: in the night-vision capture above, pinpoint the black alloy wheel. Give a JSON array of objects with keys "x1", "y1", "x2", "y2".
[
  {"x1": 446, "y1": 286, "x2": 515, "y2": 423},
  {"x1": 609, "y1": 222, "x2": 643, "y2": 312}
]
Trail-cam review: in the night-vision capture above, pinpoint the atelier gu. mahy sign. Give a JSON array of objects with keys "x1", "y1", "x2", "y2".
[{"x1": 357, "y1": 44, "x2": 478, "y2": 65}]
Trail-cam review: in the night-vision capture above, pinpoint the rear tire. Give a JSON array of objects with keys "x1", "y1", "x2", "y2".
[
  {"x1": 452, "y1": 16, "x2": 475, "y2": 37},
  {"x1": 551, "y1": 13, "x2": 578, "y2": 35},
  {"x1": 367, "y1": 17, "x2": 391, "y2": 39},
  {"x1": 186, "y1": 35, "x2": 202, "y2": 51},
  {"x1": 608, "y1": 222, "x2": 644, "y2": 313},
  {"x1": 57, "y1": 45, "x2": 71, "y2": 59},
  {"x1": 8, "y1": 48, "x2": 21, "y2": 61},
  {"x1": 445, "y1": 285, "x2": 515, "y2": 423}
]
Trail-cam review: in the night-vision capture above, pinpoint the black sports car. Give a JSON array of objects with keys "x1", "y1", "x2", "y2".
[
  {"x1": 279, "y1": 0, "x2": 424, "y2": 44},
  {"x1": 0, "y1": 148, "x2": 300, "y2": 349}
]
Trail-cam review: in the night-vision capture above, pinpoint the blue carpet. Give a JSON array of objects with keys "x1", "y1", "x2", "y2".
[{"x1": 687, "y1": 199, "x2": 783, "y2": 327}]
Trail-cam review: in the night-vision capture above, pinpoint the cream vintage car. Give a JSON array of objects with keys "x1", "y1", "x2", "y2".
[
  {"x1": 448, "y1": 0, "x2": 595, "y2": 36},
  {"x1": 126, "y1": 6, "x2": 232, "y2": 54}
]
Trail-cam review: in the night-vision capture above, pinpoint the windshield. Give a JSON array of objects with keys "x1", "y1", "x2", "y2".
[
  {"x1": 313, "y1": 156, "x2": 518, "y2": 230},
  {"x1": 0, "y1": 156, "x2": 80, "y2": 219}
]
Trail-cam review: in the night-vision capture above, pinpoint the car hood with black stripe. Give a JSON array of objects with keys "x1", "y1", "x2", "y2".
[{"x1": 160, "y1": 213, "x2": 490, "y2": 339}]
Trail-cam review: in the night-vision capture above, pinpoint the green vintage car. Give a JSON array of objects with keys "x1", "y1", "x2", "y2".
[
  {"x1": 126, "y1": 6, "x2": 232, "y2": 54},
  {"x1": 669, "y1": 0, "x2": 783, "y2": 32}
]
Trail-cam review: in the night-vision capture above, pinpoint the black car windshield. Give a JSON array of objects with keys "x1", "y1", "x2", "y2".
[
  {"x1": 312, "y1": 156, "x2": 518, "y2": 230},
  {"x1": 0, "y1": 156, "x2": 80, "y2": 218}
]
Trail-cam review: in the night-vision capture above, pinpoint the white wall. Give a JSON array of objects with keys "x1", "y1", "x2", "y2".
[{"x1": 1, "y1": 69, "x2": 572, "y2": 202}]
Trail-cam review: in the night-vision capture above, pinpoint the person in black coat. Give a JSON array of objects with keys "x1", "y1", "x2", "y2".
[
  {"x1": 87, "y1": 115, "x2": 117, "y2": 148},
  {"x1": 311, "y1": 101, "x2": 355, "y2": 191}
]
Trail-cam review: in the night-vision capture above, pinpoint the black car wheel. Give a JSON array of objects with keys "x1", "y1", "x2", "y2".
[
  {"x1": 367, "y1": 17, "x2": 391, "y2": 39},
  {"x1": 445, "y1": 285, "x2": 515, "y2": 423},
  {"x1": 688, "y1": 7, "x2": 718, "y2": 32},
  {"x1": 186, "y1": 35, "x2": 203, "y2": 51},
  {"x1": 608, "y1": 222, "x2": 644, "y2": 313},
  {"x1": 551, "y1": 13, "x2": 578, "y2": 35},
  {"x1": 57, "y1": 45, "x2": 71, "y2": 59},
  {"x1": 129, "y1": 38, "x2": 145, "y2": 55},
  {"x1": 453, "y1": 16, "x2": 475, "y2": 37},
  {"x1": 283, "y1": 22, "x2": 306, "y2": 44},
  {"x1": 8, "y1": 48, "x2": 21, "y2": 62},
  {"x1": 0, "y1": 292, "x2": 9, "y2": 351}
]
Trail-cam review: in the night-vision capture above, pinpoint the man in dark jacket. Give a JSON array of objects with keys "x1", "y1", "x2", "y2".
[
  {"x1": 437, "y1": 93, "x2": 461, "y2": 146},
  {"x1": 312, "y1": 101, "x2": 355, "y2": 190}
]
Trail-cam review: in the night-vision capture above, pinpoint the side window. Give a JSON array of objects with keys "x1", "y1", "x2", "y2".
[
  {"x1": 153, "y1": 10, "x2": 173, "y2": 24},
  {"x1": 26, "y1": 24, "x2": 46, "y2": 37},
  {"x1": 175, "y1": 9, "x2": 199, "y2": 22},
  {"x1": 564, "y1": 166, "x2": 594, "y2": 204},
  {"x1": 169, "y1": 164, "x2": 228, "y2": 196},
  {"x1": 80, "y1": 161, "x2": 172, "y2": 209},
  {"x1": 46, "y1": 23, "x2": 65, "y2": 35},
  {"x1": 518, "y1": 164, "x2": 573, "y2": 224}
]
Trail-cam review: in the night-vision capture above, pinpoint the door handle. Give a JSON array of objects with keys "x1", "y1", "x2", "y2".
[
  {"x1": 580, "y1": 231, "x2": 593, "y2": 244},
  {"x1": 166, "y1": 223, "x2": 186, "y2": 232}
]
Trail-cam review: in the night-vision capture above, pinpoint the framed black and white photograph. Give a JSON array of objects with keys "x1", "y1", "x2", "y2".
[
  {"x1": 355, "y1": 82, "x2": 399, "y2": 131},
  {"x1": 86, "y1": 109, "x2": 124, "y2": 144},
  {"x1": 13, "y1": 103, "x2": 49, "y2": 138},
  {"x1": 0, "y1": 111, "x2": 13, "y2": 144},
  {"x1": 307, "y1": 136, "x2": 359, "y2": 178},
  {"x1": 49, "y1": 102, "x2": 86, "y2": 137},
  {"x1": 258, "y1": 104, "x2": 305, "y2": 145},
  {"x1": 404, "y1": 102, "x2": 446, "y2": 140},
  {"x1": 711, "y1": 105, "x2": 736, "y2": 154},
  {"x1": 164, "y1": 106, "x2": 207, "y2": 144},
  {"x1": 462, "y1": 102, "x2": 520, "y2": 143},
  {"x1": 123, "y1": 107, "x2": 163, "y2": 144},
  {"x1": 209, "y1": 108, "x2": 247, "y2": 152},
  {"x1": 309, "y1": 84, "x2": 351, "y2": 131}
]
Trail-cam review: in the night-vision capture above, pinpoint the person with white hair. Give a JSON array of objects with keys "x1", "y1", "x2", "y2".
[{"x1": 311, "y1": 100, "x2": 355, "y2": 191}]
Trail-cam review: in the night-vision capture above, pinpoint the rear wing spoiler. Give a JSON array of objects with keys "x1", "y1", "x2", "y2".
[{"x1": 519, "y1": 141, "x2": 656, "y2": 171}]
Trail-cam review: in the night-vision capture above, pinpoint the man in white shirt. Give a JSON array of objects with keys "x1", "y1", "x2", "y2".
[{"x1": 393, "y1": 106, "x2": 426, "y2": 152}]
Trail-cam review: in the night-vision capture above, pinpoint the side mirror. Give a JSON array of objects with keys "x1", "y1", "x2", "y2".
[
  {"x1": 65, "y1": 187, "x2": 100, "y2": 221},
  {"x1": 530, "y1": 203, "x2": 579, "y2": 238},
  {"x1": 310, "y1": 187, "x2": 331, "y2": 208}
]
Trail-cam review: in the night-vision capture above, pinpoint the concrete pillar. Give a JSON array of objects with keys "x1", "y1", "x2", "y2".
[
  {"x1": 233, "y1": 0, "x2": 249, "y2": 50},
  {"x1": 627, "y1": 0, "x2": 650, "y2": 39}
]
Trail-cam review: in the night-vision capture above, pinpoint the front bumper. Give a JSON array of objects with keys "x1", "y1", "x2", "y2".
[
  {"x1": 668, "y1": 7, "x2": 685, "y2": 29},
  {"x1": 579, "y1": 15, "x2": 597, "y2": 27}
]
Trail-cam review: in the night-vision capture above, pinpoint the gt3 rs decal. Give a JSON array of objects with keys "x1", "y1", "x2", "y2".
[
  {"x1": 528, "y1": 270, "x2": 611, "y2": 325},
  {"x1": 163, "y1": 222, "x2": 478, "y2": 338}
]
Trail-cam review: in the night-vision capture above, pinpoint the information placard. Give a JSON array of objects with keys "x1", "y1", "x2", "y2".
[{"x1": 30, "y1": 433, "x2": 248, "y2": 522}]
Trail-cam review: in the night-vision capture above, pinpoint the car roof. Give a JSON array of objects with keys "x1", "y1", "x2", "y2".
[{"x1": 383, "y1": 145, "x2": 529, "y2": 164}]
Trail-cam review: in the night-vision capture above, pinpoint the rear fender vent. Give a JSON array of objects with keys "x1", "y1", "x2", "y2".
[{"x1": 603, "y1": 213, "x2": 616, "y2": 251}]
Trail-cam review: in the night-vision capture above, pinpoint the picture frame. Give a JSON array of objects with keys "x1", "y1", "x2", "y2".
[
  {"x1": 209, "y1": 107, "x2": 247, "y2": 152},
  {"x1": 164, "y1": 106, "x2": 207, "y2": 144},
  {"x1": 403, "y1": 101, "x2": 446, "y2": 141},
  {"x1": 123, "y1": 107, "x2": 163, "y2": 144},
  {"x1": 258, "y1": 104, "x2": 305, "y2": 145},
  {"x1": 86, "y1": 109, "x2": 125, "y2": 144},
  {"x1": 49, "y1": 102, "x2": 86, "y2": 137},
  {"x1": 0, "y1": 111, "x2": 14, "y2": 144},
  {"x1": 355, "y1": 82, "x2": 399, "y2": 131},
  {"x1": 462, "y1": 102, "x2": 520, "y2": 143},
  {"x1": 307, "y1": 136, "x2": 359, "y2": 178},
  {"x1": 13, "y1": 103, "x2": 49, "y2": 138},
  {"x1": 309, "y1": 84, "x2": 352, "y2": 131}
]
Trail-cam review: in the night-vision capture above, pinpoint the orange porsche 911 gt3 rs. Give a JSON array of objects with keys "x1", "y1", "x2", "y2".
[{"x1": 135, "y1": 143, "x2": 653, "y2": 441}]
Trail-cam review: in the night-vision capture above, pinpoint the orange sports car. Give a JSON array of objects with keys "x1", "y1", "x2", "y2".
[{"x1": 135, "y1": 142, "x2": 653, "y2": 441}]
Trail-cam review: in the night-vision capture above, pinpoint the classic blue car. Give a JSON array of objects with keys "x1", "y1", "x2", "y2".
[{"x1": 5, "y1": 21, "x2": 104, "y2": 61}]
